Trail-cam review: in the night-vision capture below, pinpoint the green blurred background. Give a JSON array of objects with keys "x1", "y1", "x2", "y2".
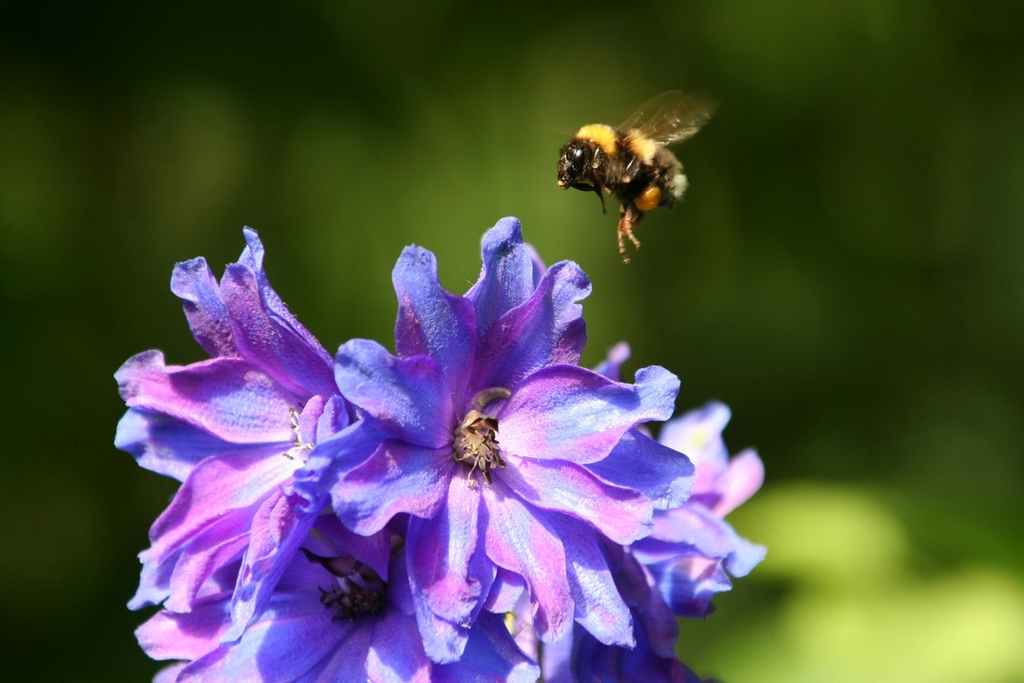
[{"x1": 2, "y1": 1, "x2": 1023, "y2": 681}]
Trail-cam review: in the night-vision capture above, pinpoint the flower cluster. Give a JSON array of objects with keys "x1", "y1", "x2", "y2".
[{"x1": 116, "y1": 218, "x2": 764, "y2": 682}]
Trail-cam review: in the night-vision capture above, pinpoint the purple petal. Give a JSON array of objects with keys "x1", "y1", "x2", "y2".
[
  {"x1": 116, "y1": 351, "x2": 300, "y2": 444},
  {"x1": 220, "y1": 260, "x2": 336, "y2": 399},
  {"x1": 498, "y1": 365, "x2": 679, "y2": 465},
  {"x1": 171, "y1": 257, "x2": 236, "y2": 358},
  {"x1": 645, "y1": 504, "x2": 741, "y2": 558},
  {"x1": 629, "y1": 564, "x2": 681, "y2": 657},
  {"x1": 391, "y1": 539, "x2": 469, "y2": 663},
  {"x1": 136, "y1": 596, "x2": 231, "y2": 661},
  {"x1": 538, "y1": 630, "x2": 574, "y2": 683},
  {"x1": 176, "y1": 593, "x2": 349, "y2": 682},
  {"x1": 314, "y1": 395, "x2": 351, "y2": 443},
  {"x1": 474, "y1": 260, "x2": 591, "y2": 392},
  {"x1": 407, "y1": 480, "x2": 489, "y2": 620},
  {"x1": 724, "y1": 535, "x2": 767, "y2": 578},
  {"x1": 484, "y1": 569, "x2": 526, "y2": 613},
  {"x1": 433, "y1": 611, "x2": 541, "y2": 683},
  {"x1": 659, "y1": 402, "x2": 731, "y2": 495},
  {"x1": 465, "y1": 217, "x2": 536, "y2": 338},
  {"x1": 334, "y1": 339, "x2": 454, "y2": 448},
  {"x1": 604, "y1": 546, "x2": 679, "y2": 658},
  {"x1": 289, "y1": 627, "x2": 373, "y2": 683},
  {"x1": 392, "y1": 245, "x2": 478, "y2": 407},
  {"x1": 587, "y1": 429, "x2": 695, "y2": 510},
  {"x1": 163, "y1": 521, "x2": 250, "y2": 613},
  {"x1": 312, "y1": 514, "x2": 393, "y2": 582},
  {"x1": 547, "y1": 515, "x2": 633, "y2": 647},
  {"x1": 364, "y1": 607, "x2": 432, "y2": 683},
  {"x1": 573, "y1": 606, "x2": 691, "y2": 683},
  {"x1": 330, "y1": 441, "x2": 452, "y2": 535},
  {"x1": 713, "y1": 449, "x2": 764, "y2": 517},
  {"x1": 593, "y1": 341, "x2": 630, "y2": 381},
  {"x1": 115, "y1": 409, "x2": 239, "y2": 482},
  {"x1": 407, "y1": 481, "x2": 494, "y2": 663},
  {"x1": 143, "y1": 447, "x2": 301, "y2": 568},
  {"x1": 229, "y1": 228, "x2": 336, "y2": 393},
  {"x1": 294, "y1": 418, "x2": 393, "y2": 511},
  {"x1": 481, "y1": 479, "x2": 573, "y2": 643},
  {"x1": 129, "y1": 546, "x2": 179, "y2": 610},
  {"x1": 224, "y1": 492, "x2": 323, "y2": 642},
  {"x1": 502, "y1": 455, "x2": 653, "y2": 544},
  {"x1": 645, "y1": 555, "x2": 732, "y2": 618},
  {"x1": 633, "y1": 505, "x2": 765, "y2": 595},
  {"x1": 406, "y1": 578, "x2": 472, "y2": 665}
]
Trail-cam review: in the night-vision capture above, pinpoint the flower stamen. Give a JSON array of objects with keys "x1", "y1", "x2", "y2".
[
  {"x1": 318, "y1": 583, "x2": 385, "y2": 621},
  {"x1": 453, "y1": 387, "x2": 511, "y2": 486},
  {"x1": 303, "y1": 549, "x2": 386, "y2": 621},
  {"x1": 283, "y1": 407, "x2": 314, "y2": 460}
]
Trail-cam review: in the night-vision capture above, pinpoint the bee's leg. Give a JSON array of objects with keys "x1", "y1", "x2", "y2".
[{"x1": 616, "y1": 203, "x2": 643, "y2": 264}]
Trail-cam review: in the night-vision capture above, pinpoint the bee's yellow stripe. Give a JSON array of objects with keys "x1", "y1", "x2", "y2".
[
  {"x1": 625, "y1": 132, "x2": 659, "y2": 164},
  {"x1": 577, "y1": 124, "x2": 618, "y2": 155}
]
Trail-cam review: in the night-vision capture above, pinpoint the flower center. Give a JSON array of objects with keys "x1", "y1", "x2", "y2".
[
  {"x1": 319, "y1": 583, "x2": 384, "y2": 621},
  {"x1": 303, "y1": 549, "x2": 385, "y2": 621},
  {"x1": 453, "y1": 387, "x2": 511, "y2": 486}
]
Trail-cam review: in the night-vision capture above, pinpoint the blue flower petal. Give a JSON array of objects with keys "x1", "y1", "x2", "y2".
[
  {"x1": 364, "y1": 606, "x2": 433, "y2": 683},
  {"x1": 481, "y1": 478, "x2": 573, "y2": 644},
  {"x1": 115, "y1": 409, "x2": 239, "y2": 482},
  {"x1": 330, "y1": 440, "x2": 453, "y2": 535},
  {"x1": 220, "y1": 261, "x2": 336, "y2": 399},
  {"x1": 587, "y1": 429, "x2": 695, "y2": 511},
  {"x1": 433, "y1": 612, "x2": 541, "y2": 683},
  {"x1": 224, "y1": 492, "x2": 324, "y2": 643},
  {"x1": 407, "y1": 479, "x2": 488, "y2": 623},
  {"x1": 501, "y1": 455, "x2": 653, "y2": 545},
  {"x1": 135, "y1": 447, "x2": 302, "y2": 607},
  {"x1": 465, "y1": 217, "x2": 536, "y2": 339},
  {"x1": 573, "y1": 606, "x2": 698, "y2": 683},
  {"x1": 136, "y1": 593, "x2": 232, "y2": 661},
  {"x1": 547, "y1": 515, "x2": 633, "y2": 648},
  {"x1": 116, "y1": 351, "x2": 300, "y2": 444},
  {"x1": 162, "y1": 520, "x2": 250, "y2": 613},
  {"x1": 170, "y1": 257, "x2": 236, "y2": 358},
  {"x1": 474, "y1": 260, "x2": 591, "y2": 392},
  {"x1": 334, "y1": 339, "x2": 454, "y2": 449},
  {"x1": 644, "y1": 554, "x2": 732, "y2": 619},
  {"x1": 498, "y1": 364, "x2": 679, "y2": 465},
  {"x1": 392, "y1": 245, "x2": 478, "y2": 407},
  {"x1": 178, "y1": 593, "x2": 350, "y2": 682},
  {"x1": 236, "y1": 230, "x2": 334, "y2": 386}
]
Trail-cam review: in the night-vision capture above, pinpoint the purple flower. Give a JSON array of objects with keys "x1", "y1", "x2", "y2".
[
  {"x1": 634, "y1": 400, "x2": 765, "y2": 618},
  {"x1": 136, "y1": 518, "x2": 540, "y2": 683},
  {"x1": 302, "y1": 218, "x2": 695, "y2": 662},
  {"x1": 595, "y1": 343, "x2": 765, "y2": 616},
  {"x1": 115, "y1": 229, "x2": 352, "y2": 640},
  {"x1": 509, "y1": 534, "x2": 707, "y2": 683}
]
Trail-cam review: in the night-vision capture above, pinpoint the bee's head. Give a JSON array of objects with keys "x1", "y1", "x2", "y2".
[{"x1": 557, "y1": 139, "x2": 594, "y2": 189}]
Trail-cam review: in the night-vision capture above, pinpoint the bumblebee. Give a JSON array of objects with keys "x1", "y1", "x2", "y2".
[{"x1": 557, "y1": 91, "x2": 713, "y2": 262}]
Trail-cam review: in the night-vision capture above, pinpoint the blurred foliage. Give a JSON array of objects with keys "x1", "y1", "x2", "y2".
[
  {"x1": 681, "y1": 483, "x2": 1024, "y2": 683},
  {"x1": 0, "y1": 0, "x2": 1022, "y2": 681}
]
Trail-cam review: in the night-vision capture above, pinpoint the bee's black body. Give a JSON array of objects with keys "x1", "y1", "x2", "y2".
[
  {"x1": 556, "y1": 92, "x2": 711, "y2": 262},
  {"x1": 557, "y1": 127, "x2": 681, "y2": 214}
]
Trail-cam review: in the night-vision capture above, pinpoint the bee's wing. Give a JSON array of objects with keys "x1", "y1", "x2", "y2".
[{"x1": 620, "y1": 91, "x2": 714, "y2": 146}]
